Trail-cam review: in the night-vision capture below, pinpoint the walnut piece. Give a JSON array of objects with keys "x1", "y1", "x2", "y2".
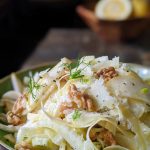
[
  {"x1": 12, "y1": 95, "x2": 26, "y2": 115},
  {"x1": 98, "y1": 129, "x2": 117, "y2": 146},
  {"x1": 58, "y1": 101, "x2": 77, "y2": 117},
  {"x1": 68, "y1": 84, "x2": 95, "y2": 111},
  {"x1": 7, "y1": 95, "x2": 26, "y2": 126},
  {"x1": 58, "y1": 84, "x2": 96, "y2": 117},
  {"x1": 97, "y1": 67, "x2": 118, "y2": 82},
  {"x1": 7, "y1": 111, "x2": 23, "y2": 126},
  {"x1": 90, "y1": 128, "x2": 117, "y2": 146}
]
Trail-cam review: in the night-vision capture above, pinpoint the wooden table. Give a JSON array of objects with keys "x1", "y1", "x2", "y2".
[{"x1": 22, "y1": 28, "x2": 150, "y2": 68}]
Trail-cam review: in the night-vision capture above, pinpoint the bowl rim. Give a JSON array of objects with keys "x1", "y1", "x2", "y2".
[
  {"x1": 0, "y1": 141, "x2": 14, "y2": 150},
  {"x1": 97, "y1": 15, "x2": 150, "y2": 23},
  {"x1": 0, "y1": 61, "x2": 58, "y2": 84}
]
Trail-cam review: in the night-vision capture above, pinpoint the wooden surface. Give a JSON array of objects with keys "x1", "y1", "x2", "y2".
[{"x1": 22, "y1": 28, "x2": 150, "y2": 69}]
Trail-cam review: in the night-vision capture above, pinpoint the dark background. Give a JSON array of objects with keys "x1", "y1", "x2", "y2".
[{"x1": 0, "y1": 0, "x2": 87, "y2": 78}]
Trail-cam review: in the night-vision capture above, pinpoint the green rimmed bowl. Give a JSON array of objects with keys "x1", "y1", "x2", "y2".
[
  {"x1": 0, "y1": 64, "x2": 54, "y2": 150},
  {"x1": 0, "y1": 63, "x2": 149, "y2": 150}
]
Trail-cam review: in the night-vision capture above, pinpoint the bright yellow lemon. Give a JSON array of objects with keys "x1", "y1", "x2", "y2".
[
  {"x1": 95, "y1": 0, "x2": 132, "y2": 20},
  {"x1": 132, "y1": 0, "x2": 150, "y2": 17}
]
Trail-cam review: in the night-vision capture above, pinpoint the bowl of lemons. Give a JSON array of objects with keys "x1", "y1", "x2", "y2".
[
  {"x1": 95, "y1": 0, "x2": 150, "y2": 20},
  {"x1": 77, "y1": 0, "x2": 150, "y2": 42}
]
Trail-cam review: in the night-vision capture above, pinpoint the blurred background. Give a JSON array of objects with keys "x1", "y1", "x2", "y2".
[{"x1": 0, "y1": 0, "x2": 150, "y2": 78}]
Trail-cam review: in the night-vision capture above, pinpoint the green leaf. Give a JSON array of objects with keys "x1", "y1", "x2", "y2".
[
  {"x1": 72, "y1": 110, "x2": 81, "y2": 121},
  {"x1": 63, "y1": 57, "x2": 92, "y2": 80},
  {"x1": 28, "y1": 74, "x2": 42, "y2": 99},
  {"x1": 70, "y1": 70, "x2": 84, "y2": 79}
]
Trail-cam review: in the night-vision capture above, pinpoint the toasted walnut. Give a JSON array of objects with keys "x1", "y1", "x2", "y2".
[
  {"x1": 12, "y1": 95, "x2": 26, "y2": 115},
  {"x1": 90, "y1": 128, "x2": 116, "y2": 146},
  {"x1": 98, "y1": 129, "x2": 117, "y2": 146},
  {"x1": 89, "y1": 128, "x2": 98, "y2": 141},
  {"x1": 68, "y1": 84, "x2": 82, "y2": 100},
  {"x1": 7, "y1": 95, "x2": 27, "y2": 125},
  {"x1": 58, "y1": 101, "x2": 77, "y2": 117},
  {"x1": 97, "y1": 67, "x2": 118, "y2": 82},
  {"x1": 58, "y1": 84, "x2": 96, "y2": 117},
  {"x1": 7, "y1": 111, "x2": 23, "y2": 126},
  {"x1": 15, "y1": 141, "x2": 33, "y2": 150},
  {"x1": 83, "y1": 94, "x2": 95, "y2": 112},
  {"x1": 68, "y1": 84, "x2": 95, "y2": 112}
]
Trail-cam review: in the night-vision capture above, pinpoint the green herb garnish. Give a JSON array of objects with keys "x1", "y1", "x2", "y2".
[
  {"x1": 72, "y1": 110, "x2": 81, "y2": 120},
  {"x1": 80, "y1": 77, "x2": 90, "y2": 83},
  {"x1": 140, "y1": 88, "x2": 149, "y2": 94},
  {"x1": 70, "y1": 70, "x2": 84, "y2": 79},
  {"x1": 63, "y1": 57, "x2": 91, "y2": 80},
  {"x1": 28, "y1": 74, "x2": 41, "y2": 99}
]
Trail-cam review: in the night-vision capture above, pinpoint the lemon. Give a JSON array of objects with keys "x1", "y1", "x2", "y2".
[
  {"x1": 132, "y1": 0, "x2": 150, "y2": 17},
  {"x1": 95, "y1": 0, "x2": 132, "y2": 20}
]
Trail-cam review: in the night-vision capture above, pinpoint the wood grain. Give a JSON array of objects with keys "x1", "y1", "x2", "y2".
[{"x1": 21, "y1": 29, "x2": 150, "y2": 69}]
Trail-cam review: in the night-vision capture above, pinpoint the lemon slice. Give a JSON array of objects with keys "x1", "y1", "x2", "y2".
[{"x1": 95, "y1": 0, "x2": 132, "y2": 20}]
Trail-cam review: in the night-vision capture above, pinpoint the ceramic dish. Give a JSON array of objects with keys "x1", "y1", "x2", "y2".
[{"x1": 0, "y1": 63, "x2": 149, "y2": 150}]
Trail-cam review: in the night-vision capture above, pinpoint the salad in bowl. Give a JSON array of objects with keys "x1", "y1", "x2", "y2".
[{"x1": 0, "y1": 56, "x2": 150, "y2": 150}]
